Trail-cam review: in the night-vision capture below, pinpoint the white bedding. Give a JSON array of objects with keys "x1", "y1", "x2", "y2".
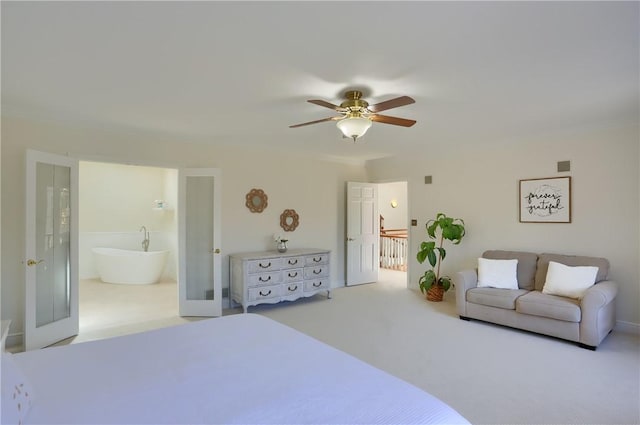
[{"x1": 9, "y1": 314, "x2": 469, "y2": 424}]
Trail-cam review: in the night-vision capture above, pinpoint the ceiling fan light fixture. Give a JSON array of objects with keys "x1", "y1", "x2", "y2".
[{"x1": 336, "y1": 116, "x2": 372, "y2": 142}]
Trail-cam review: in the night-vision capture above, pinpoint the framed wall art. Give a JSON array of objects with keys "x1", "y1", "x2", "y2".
[{"x1": 519, "y1": 176, "x2": 571, "y2": 223}]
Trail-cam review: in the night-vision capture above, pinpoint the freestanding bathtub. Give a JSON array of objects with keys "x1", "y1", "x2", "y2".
[{"x1": 92, "y1": 247, "x2": 168, "y2": 285}]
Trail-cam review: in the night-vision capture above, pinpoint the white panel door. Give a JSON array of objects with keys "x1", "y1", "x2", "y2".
[
  {"x1": 178, "y1": 168, "x2": 222, "y2": 316},
  {"x1": 346, "y1": 182, "x2": 379, "y2": 286},
  {"x1": 25, "y1": 150, "x2": 79, "y2": 350}
]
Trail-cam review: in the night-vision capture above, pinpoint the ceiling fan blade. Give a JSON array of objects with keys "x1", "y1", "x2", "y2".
[
  {"x1": 289, "y1": 116, "x2": 342, "y2": 128},
  {"x1": 370, "y1": 114, "x2": 416, "y2": 127},
  {"x1": 307, "y1": 99, "x2": 344, "y2": 111},
  {"x1": 367, "y1": 96, "x2": 415, "y2": 113}
]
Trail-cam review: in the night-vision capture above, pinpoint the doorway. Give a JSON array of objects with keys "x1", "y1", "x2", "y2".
[
  {"x1": 77, "y1": 161, "x2": 179, "y2": 339},
  {"x1": 25, "y1": 153, "x2": 224, "y2": 349},
  {"x1": 345, "y1": 181, "x2": 408, "y2": 288},
  {"x1": 378, "y1": 181, "x2": 409, "y2": 289}
]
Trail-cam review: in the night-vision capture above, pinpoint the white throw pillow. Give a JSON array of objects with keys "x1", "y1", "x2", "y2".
[
  {"x1": 477, "y1": 258, "x2": 519, "y2": 289},
  {"x1": 542, "y1": 261, "x2": 598, "y2": 299},
  {"x1": 1, "y1": 352, "x2": 35, "y2": 425}
]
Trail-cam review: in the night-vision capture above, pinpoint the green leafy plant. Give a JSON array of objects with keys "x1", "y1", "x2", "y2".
[{"x1": 416, "y1": 213, "x2": 466, "y2": 294}]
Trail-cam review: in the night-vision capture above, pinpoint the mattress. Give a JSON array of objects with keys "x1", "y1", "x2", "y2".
[{"x1": 6, "y1": 314, "x2": 469, "y2": 424}]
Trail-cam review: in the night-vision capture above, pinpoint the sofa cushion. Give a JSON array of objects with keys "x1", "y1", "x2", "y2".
[
  {"x1": 467, "y1": 287, "x2": 529, "y2": 310},
  {"x1": 542, "y1": 261, "x2": 598, "y2": 299},
  {"x1": 482, "y1": 250, "x2": 538, "y2": 290},
  {"x1": 516, "y1": 291, "x2": 581, "y2": 322},
  {"x1": 477, "y1": 258, "x2": 519, "y2": 289},
  {"x1": 534, "y1": 253, "x2": 609, "y2": 291}
]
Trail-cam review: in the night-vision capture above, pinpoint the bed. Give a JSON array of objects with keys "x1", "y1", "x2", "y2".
[{"x1": 2, "y1": 314, "x2": 469, "y2": 424}]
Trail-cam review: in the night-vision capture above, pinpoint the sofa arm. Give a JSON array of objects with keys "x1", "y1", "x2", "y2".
[
  {"x1": 580, "y1": 280, "x2": 618, "y2": 347},
  {"x1": 454, "y1": 270, "x2": 478, "y2": 317}
]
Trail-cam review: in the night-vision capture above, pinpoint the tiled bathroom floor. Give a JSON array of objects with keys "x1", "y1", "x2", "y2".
[{"x1": 75, "y1": 278, "x2": 193, "y2": 343}]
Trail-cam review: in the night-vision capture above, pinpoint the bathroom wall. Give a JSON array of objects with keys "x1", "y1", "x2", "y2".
[{"x1": 79, "y1": 161, "x2": 177, "y2": 280}]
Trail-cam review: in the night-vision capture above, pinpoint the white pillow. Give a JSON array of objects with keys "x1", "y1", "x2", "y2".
[
  {"x1": 1, "y1": 352, "x2": 36, "y2": 425},
  {"x1": 477, "y1": 258, "x2": 519, "y2": 289},
  {"x1": 542, "y1": 261, "x2": 599, "y2": 299}
]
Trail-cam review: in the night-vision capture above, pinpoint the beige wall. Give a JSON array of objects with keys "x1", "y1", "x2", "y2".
[
  {"x1": 378, "y1": 181, "x2": 408, "y2": 231},
  {"x1": 1, "y1": 115, "x2": 367, "y2": 345},
  {"x1": 367, "y1": 124, "x2": 640, "y2": 328}
]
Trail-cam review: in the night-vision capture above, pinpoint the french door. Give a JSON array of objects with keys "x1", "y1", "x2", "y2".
[
  {"x1": 24, "y1": 150, "x2": 79, "y2": 350},
  {"x1": 177, "y1": 168, "x2": 222, "y2": 316},
  {"x1": 346, "y1": 181, "x2": 379, "y2": 286}
]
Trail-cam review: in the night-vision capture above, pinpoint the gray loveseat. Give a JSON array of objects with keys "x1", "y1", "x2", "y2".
[{"x1": 454, "y1": 250, "x2": 618, "y2": 350}]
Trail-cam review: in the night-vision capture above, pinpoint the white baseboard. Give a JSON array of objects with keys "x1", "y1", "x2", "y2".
[
  {"x1": 615, "y1": 320, "x2": 640, "y2": 335},
  {"x1": 6, "y1": 333, "x2": 24, "y2": 352}
]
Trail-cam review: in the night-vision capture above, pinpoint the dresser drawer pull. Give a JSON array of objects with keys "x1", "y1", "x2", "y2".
[
  {"x1": 259, "y1": 276, "x2": 271, "y2": 282},
  {"x1": 313, "y1": 269, "x2": 322, "y2": 275},
  {"x1": 259, "y1": 262, "x2": 271, "y2": 269},
  {"x1": 288, "y1": 272, "x2": 298, "y2": 278},
  {"x1": 313, "y1": 281, "x2": 323, "y2": 288},
  {"x1": 288, "y1": 259, "x2": 298, "y2": 265},
  {"x1": 287, "y1": 285, "x2": 298, "y2": 292},
  {"x1": 259, "y1": 290, "x2": 272, "y2": 297},
  {"x1": 312, "y1": 257, "x2": 322, "y2": 263}
]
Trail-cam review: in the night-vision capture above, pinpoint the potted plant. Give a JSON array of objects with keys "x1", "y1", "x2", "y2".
[{"x1": 416, "y1": 213, "x2": 466, "y2": 302}]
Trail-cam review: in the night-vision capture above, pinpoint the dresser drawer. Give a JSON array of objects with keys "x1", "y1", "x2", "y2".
[
  {"x1": 305, "y1": 253, "x2": 328, "y2": 266},
  {"x1": 282, "y1": 256, "x2": 305, "y2": 269},
  {"x1": 304, "y1": 265, "x2": 329, "y2": 279},
  {"x1": 283, "y1": 268, "x2": 303, "y2": 283},
  {"x1": 281, "y1": 282, "x2": 303, "y2": 297},
  {"x1": 247, "y1": 271, "x2": 282, "y2": 286},
  {"x1": 248, "y1": 258, "x2": 282, "y2": 273},
  {"x1": 248, "y1": 284, "x2": 281, "y2": 301},
  {"x1": 304, "y1": 278, "x2": 329, "y2": 292}
]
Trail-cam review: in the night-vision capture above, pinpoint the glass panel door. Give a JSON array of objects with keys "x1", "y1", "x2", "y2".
[
  {"x1": 178, "y1": 169, "x2": 222, "y2": 316},
  {"x1": 25, "y1": 150, "x2": 78, "y2": 350}
]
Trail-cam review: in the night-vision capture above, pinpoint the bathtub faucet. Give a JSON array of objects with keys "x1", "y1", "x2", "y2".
[{"x1": 140, "y1": 226, "x2": 150, "y2": 252}]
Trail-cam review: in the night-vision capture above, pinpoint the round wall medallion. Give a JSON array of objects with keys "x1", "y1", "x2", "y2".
[
  {"x1": 280, "y1": 209, "x2": 299, "y2": 232},
  {"x1": 245, "y1": 188, "x2": 268, "y2": 213}
]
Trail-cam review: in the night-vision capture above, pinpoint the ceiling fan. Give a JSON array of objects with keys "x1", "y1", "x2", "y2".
[{"x1": 289, "y1": 90, "x2": 416, "y2": 142}]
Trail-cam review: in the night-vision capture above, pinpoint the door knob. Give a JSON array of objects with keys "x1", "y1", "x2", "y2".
[
  {"x1": 26, "y1": 259, "x2": 44, "y2": 266},
  {"x1": 213, "y1": 249, "x2": 221, "y2": 254},
  {"x1": 347, "y1": 238, "x2": 355, "y2": 242}
]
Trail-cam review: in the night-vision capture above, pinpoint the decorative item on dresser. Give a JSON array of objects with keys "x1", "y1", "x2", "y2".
[
  {"x1": 230, "y1": 249, "x2": 331, "y2": 313},
  {"x1": 273, "y1": 233, "x2": 288, "y2": 253}
]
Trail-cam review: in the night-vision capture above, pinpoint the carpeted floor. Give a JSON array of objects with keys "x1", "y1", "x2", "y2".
[{"x1": 68, "y1": 270, "x2": 639, "y2": 424}]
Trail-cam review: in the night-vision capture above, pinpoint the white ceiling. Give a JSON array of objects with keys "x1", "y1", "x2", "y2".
[{"x1": 2, "y1": 1, "x2": 638, "y2": 162}]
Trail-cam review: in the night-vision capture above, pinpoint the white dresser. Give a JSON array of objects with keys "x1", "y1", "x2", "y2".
[{"x1": 230, "y1": 249, "x2": 331, "y2": 313}]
